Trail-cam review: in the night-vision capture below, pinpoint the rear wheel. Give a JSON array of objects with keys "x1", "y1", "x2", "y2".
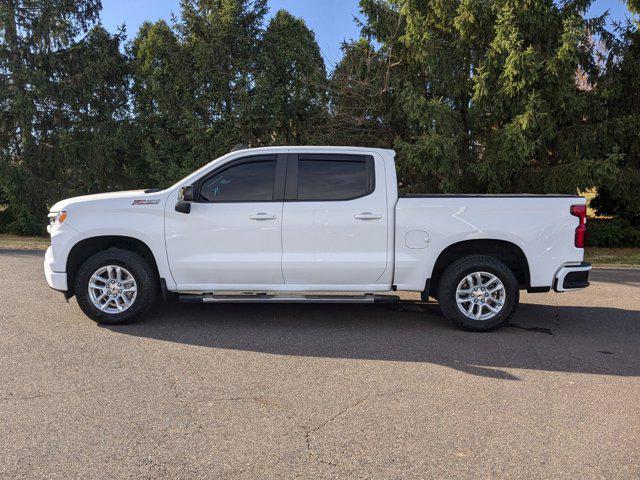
[
  {"x1": 437, "y1": 255, "x2": 519, "y2": 331},
  {"x1": 75, "y1": 249, "x2": 157, "y2": 325}
]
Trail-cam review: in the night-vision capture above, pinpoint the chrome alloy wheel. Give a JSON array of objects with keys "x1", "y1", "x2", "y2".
[
  {"x1": 88, "y1": 265, "x2": 137, "y2": 314},
  {"x1": 455, "y1": 271, "x2": 506, "y2": 321}
]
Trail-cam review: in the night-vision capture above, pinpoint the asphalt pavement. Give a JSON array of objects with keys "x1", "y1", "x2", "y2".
[{"x1": 1, "y1": 249, "x2": 639, "y2": 479}]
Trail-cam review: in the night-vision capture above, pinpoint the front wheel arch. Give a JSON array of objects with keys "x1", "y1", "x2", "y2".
[{"x1": 66, "y1": 235, "x2": 160, "y2": 298}]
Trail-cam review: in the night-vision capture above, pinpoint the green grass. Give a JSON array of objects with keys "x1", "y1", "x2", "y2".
[
  {"x1": 1, "y1": 235, "x2": 638, "y2": 267},
  {"x1": 0, "y1": 234, "x2": 49, "y2": 250},
  {"x1": 585, "y1": 247, "x2": 640, "y2": 267}
]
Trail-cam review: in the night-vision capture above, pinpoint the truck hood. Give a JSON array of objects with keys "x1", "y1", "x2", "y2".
[{"x1": 50, "y1": 190, "x2": 157, "y2": 212}]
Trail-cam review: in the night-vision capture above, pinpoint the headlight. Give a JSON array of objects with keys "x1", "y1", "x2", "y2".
[{"x1": 48, "y1": 211, "x2": 68, "y2": 227}]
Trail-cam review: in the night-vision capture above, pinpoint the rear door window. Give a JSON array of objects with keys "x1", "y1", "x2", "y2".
[{"x1": 296, "y1": 157, "x2": 373, "y2": 201}]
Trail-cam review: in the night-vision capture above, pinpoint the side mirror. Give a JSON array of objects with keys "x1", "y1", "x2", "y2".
[
  {"x1": 179, "y1": 185, "x2": 194, "y2": 202},
  {"x1": 176, "y1": 185, "x2": 194, "y2": 214},
  {"x1": 175, "y1": 201, "x2": 191, "y2": 214}
]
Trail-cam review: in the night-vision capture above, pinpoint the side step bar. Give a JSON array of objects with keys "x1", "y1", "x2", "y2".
[{"x1": 178, "y1": 293, "x2": 399, "y2": 304}]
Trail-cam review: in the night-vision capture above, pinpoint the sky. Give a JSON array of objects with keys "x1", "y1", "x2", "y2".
[{"x1": 100, "y1": 0, "x2": 635, "y2": 69}]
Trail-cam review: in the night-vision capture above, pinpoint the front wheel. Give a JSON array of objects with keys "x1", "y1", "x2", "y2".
[
  {"x1": 75, "y1": 249, "x2": 157, "y2": 325},
  {"x1": 437, "y1": 255, "x2": 519, "y2": 332}
]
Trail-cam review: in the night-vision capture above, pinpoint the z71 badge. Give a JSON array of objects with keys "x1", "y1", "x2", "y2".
[{"x1": 132, "y1": 199, "x2": 160, "y2": 206}]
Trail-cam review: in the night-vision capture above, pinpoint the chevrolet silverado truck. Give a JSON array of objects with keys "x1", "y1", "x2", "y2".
[{"x1": 44, "y1": 146, "x2": 591, "y2": 331}]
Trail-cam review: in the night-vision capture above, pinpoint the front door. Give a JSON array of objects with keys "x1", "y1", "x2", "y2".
[
  {"x1": 281, "y1": 154, "x2": 389, "y2": 287},
  {"x1": 165, "y1": 155, "x2": 285, "y2": 289}
]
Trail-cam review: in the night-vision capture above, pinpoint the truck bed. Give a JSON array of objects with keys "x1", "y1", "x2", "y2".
[{"x1": 393, "y1": 195, "x2": 585, "y2": 291}]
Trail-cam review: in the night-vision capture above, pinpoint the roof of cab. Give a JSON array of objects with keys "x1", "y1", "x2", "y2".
[{"x1": 229, "y1": 146, "x2": 395, "y2": 156}]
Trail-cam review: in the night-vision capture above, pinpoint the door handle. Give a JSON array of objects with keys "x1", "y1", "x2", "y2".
[
  {"x1": 249, "y1": 212, "x2": 277, "y2": 220},
  {"x1": 354, "y1": 212, "x2": 383, "y2": 220}
]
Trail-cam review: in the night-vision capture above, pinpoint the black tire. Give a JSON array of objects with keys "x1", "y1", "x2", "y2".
[
  {"x1": 75, "y1": 248, "x2": 157, "y2": 325},
  {"x1": 437, "y1": 255, "x2": 519, "y2": 332}
]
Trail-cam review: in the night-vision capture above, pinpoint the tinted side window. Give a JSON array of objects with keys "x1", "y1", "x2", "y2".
[
  {"x1": 297, "y1": 158, "x2": 371, "y2": 201},
  {"x1": 200, "y1": 160, "x2": 276, "y2": 202}
]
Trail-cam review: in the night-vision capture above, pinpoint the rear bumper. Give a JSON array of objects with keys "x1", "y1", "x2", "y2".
[
  {"x1": 553, "y1": 262, "x2": 591, "y2": 292},
  {"x1": 44, "y1": 246, "x2": 68, "y2": 291}
]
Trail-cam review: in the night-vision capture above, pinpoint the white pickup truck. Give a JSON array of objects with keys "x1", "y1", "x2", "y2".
[{"x1": 44, "y1": 146, "x2": 591, "y2": 331}]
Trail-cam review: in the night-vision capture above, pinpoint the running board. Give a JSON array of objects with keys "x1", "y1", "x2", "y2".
[{"x1": 178, "y1": 293, "x2": 399, "y2": 304}]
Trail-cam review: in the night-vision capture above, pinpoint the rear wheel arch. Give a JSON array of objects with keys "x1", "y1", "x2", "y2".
[
  {"x1": 428, "y1": 239, "x2": 531, "y2": 296},
  {"x1": 66, "y1": 236, "x2": 160, "y2": 298}
]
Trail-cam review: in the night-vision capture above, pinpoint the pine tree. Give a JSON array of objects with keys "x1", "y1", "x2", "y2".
[
  {"x1": 1, "y1": 0, "x2": 637, "y2": 234},
  {"x1": 60, "y1": 26, "x2": 139, "y2": 195},
  {"x1": 470, "y1": 0, "x2": 604, "y2": 194},
  {"x1": 253, "y1": 10, "x2": 328, "y2": 145},
  {"x1": 590, "y1": 4, "x2": 640, "y2": 222},
  {"x1": 179, "y1": 0, "x2": 267, "y2": 154},
  {"x1": 0, "y1": 0, "x2": 115, "y2": 234},
  {"x1": 361, "y1": 0, "x2": 479, "y2": 193},
  {"x1": 131, "y1": 20, "x2": 194, "y2": 187},
  {"x1": 327, "y1": 39, "x2": 402, "y2": 149},
  {"x1": 355, "y1": 0, "x2": 611, "y2": 196},
  {"x1": 131, "y1": 0, "x2": 268, "y2": 186}
]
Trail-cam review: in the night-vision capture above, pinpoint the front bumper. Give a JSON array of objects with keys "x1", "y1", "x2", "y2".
[
  {"x1": 44, "y1": 246, "x2": 68, "y2": 291},
  {"x1": 554, "y1": 262, "x2": 591, "y2": 292}
]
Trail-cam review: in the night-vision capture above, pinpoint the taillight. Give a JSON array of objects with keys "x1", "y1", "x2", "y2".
[{"x1": 570, "y1": 204, "x2": 587, "y2": 248}]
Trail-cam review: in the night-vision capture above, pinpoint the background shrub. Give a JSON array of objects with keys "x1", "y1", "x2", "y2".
[{"x1": 587, "y1": 218, "x2": 640, "y2": 248}]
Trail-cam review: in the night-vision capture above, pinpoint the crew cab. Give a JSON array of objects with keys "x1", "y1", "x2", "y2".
[{"x1": 44, "y1": 147, "x2": 591, "y2": 331}]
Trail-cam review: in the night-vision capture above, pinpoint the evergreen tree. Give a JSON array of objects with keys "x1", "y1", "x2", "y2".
[
  {"x1": 131, "y1": 0, "x2": 268, "y2": 186},
  {"x1": 590, "y1": 5, "x2": 640, "y2": 222},
  {"x1": 0, "y1": 0, "x2": 117, "y2": 234},
  {"x1": 359, "y1": 0, "x2": 478, "y2": 192},
  {"x1": 51, "y1": 26, "x2": 137, "y2": 197},
  {"x1": 355, "y1": 0, "x2": 611, "y2": 196},
  {"x1": 470, "y1": 0, "x2": 606, "y2": 194},
  {"x1": 179, "y1": 0, "x2": 267, "y2": 155},
  {"x1": 131, "y1": 20, "x2": 194, "y2": 187},
  {"x1": 253, "y1": 10, "x2": 328, "y2": 145},
  {"x1": 327, "y1": 38, "x2": 402, "y2": 149}
]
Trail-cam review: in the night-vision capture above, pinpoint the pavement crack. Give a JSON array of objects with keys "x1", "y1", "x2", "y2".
[
  {"x1": 303, "y1": 389, "x2": 401, "y2": 467},
  {"x1": 0, "y1": 387, "x2": 91, "y2": 403},
  {"x1": 168, "y1": 377, "x2": 205, "y2": 435},
  {"x1": 552, "y1": 333, "x2": 601, "y2": 371},
  {"x1": 546, "y1": 298, "x2": 614, "y2": 374},
  {"x1": 507, "y1": 323, "x2": 554, "y2": 335},
  {"x1": 208, "y1": 396, "x2": 261, "y2": 402}
]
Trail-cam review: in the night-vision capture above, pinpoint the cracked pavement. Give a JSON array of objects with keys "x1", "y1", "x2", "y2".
[{"x1": 1, "y1": 250, "x2": 639, "y2": 479}]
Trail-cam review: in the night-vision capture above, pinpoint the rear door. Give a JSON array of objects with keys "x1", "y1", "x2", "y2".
[{"x1": 281, "y1": 153, "x2": 389, "y2": 287}]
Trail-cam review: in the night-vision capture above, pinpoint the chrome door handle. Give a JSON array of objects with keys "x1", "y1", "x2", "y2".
[
  {"x1": 249, "y1": 212, "x2": 277, "y2": 220},
  {"x1": 354, "y1": 212, "x2": 382, "y2": 220}
]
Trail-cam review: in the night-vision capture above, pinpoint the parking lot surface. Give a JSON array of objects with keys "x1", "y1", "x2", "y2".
[{"x1": 1, "y1": 250, "x2": 639, "y2": 479}]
